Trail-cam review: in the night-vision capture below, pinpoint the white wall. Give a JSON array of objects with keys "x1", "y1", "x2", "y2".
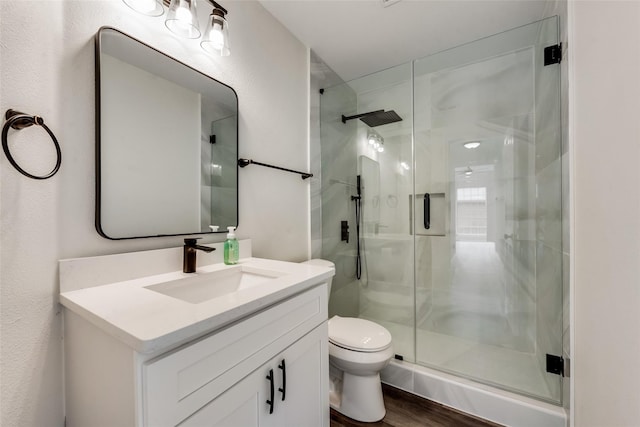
[
  {"x1": 0, "y1": 1, "x2": 309, "y2": 425},
  {"x1": 571, "y1": 1, "x2": 640, "y2": 426}
]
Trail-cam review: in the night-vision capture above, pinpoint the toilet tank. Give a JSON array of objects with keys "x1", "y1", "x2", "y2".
[{"x1": 301, "y1": 259, "x2": 334, "y2": 296}]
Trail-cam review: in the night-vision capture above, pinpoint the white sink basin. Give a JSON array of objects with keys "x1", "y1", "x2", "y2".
[{"x1": 145, "y1": 265, "x2": 286, "y2": 304}]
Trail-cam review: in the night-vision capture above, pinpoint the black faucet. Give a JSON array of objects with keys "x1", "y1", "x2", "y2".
[{"x1": 183, "y1": 238, "x2": 216, "y2": 273}]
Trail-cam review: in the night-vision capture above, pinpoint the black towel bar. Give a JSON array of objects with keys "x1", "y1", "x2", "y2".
[{"x1": 238, "y1": 158, "x2": 312, "y2": 180}]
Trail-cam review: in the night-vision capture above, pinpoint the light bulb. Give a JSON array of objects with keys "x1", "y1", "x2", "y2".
[
  {"x1": 377, "y1": 145, "x2": 384, "y2": 153},
  {"x1": 464, "y1": 141, "x2": 481, "y2": 149},
  {"x1": 368, "y1": 137, "x2": 376, "y2": 145},
  {"x1": 165, "y1": 0, "x2": 200, "y2": 39},
  {"x1": 175, "y1": 5, "x2": 192, "y2": 22},
  {"x1": 137, "y1": 0, "x2": 157, "y2": 12},
  {"x1": 209, "y1": 24, "x2": 225, "y2": 48},
  {"x1": 201, "y1": 12, "x2": 230, "y2": 56}
]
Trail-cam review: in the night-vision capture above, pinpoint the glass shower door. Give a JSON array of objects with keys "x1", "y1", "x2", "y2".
[
  {"x1": 413, "y1": 17, "x2": 563, "y2": 403},
  {"x1": 319, "y1": 62, "x2": 415, "y2": 363}
]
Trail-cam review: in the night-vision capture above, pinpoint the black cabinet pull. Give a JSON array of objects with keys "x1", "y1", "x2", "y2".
[
  {"x1": 278, "y1": 359, "x2": 286, "y2": 401},
  {"x1": 266, "y1": 369, "x2": 274, "y2": 414},
  {"x1": 424, "y1": 193, "x2": 431, "y2": 229}
]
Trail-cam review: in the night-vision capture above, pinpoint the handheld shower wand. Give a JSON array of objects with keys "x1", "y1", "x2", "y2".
[
  {"x1": 351, "y1": 175, "x2": 361, "y2": 200},
  {"x1": 351, "y1": 175, "x2": 362, "y2": 280}
]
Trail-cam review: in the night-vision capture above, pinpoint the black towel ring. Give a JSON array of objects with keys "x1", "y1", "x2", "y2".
[{"x1": 1, "y1": 109, "x2": 62, "y2": 180}]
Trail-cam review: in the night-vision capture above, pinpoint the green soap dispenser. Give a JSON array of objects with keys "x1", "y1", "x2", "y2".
[{"x1": 224, "y1": 226, "x2": 239, "y2": 265}]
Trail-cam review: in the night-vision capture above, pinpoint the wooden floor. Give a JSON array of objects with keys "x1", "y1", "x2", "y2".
[{"x1": 330, "y1": 384, "x2": 503, "y2": 427}]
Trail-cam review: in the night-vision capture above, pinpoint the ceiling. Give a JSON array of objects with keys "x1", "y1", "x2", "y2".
[{"x1": 259, "y1": 0, "x2": 551, "y2": 82}]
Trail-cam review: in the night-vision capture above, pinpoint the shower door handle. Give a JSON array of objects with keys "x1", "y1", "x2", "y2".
[{"x1": 424, "y1": 193, "x2": 431, "y2": 229}]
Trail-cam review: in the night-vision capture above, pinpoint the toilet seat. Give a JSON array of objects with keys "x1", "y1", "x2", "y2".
[{"x1": 328, "y1": 316, "x2": 392, "y2": 352}]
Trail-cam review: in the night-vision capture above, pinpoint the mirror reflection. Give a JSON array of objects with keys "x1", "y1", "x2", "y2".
[{"x1": 96, "y1": 27, "x2": 238, "y2": 239}]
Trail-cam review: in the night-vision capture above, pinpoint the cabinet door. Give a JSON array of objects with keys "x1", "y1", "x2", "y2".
[
  {"x1": 178, "y1": 323, "x2": 328, "y2": 427},
  {"x1": 275, "y1": 323, "x2": 329, "y2": 427},
  {"x1": 177, "y1": 363, "x2": 273, "y2": 427}
]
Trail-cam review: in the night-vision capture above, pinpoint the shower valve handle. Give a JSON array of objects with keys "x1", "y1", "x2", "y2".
[{"x1": 341, "y1": 220, "x2": 349, "y2": 243}]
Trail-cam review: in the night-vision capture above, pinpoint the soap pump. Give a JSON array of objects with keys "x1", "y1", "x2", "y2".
[{"x1": 224, "y1": 226, "x2": 239, "y2": 265}]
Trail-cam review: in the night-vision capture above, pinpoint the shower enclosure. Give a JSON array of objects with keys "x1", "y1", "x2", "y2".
[{"x1": 318, "y1": 16, "x2": 563, "y2": 404}]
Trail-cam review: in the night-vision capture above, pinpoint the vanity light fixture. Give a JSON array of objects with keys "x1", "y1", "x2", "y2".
[
  {"x1": 367, "y1": 131, "x2": 384, "y2": 152},
  {"x1": 165, "y1": 0, "x2": 201, "y2": 39},
  {"x1": 122, "y1": 0, "x2": 231, "y2": 56},
  {"x1": 201, "y1": 1, "x2": 230, "y2": 56}
]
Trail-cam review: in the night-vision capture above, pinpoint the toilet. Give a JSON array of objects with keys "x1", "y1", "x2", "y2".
[{"x1": 301, "y1": 259, "x2": 394, "y2": 422}]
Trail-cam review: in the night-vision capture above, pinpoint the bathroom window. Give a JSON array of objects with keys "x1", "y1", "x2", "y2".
[{"x1": 455, "y1": 187, "x2": 487, "y2": 239}]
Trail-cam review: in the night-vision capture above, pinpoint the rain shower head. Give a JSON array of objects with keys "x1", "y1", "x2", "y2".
[
  {"x1": 341, "y1": 109, "x2": 403, "y2": 127},
  {"x1": 360, "y1": 110, "x2": 402, "y2": 127}
]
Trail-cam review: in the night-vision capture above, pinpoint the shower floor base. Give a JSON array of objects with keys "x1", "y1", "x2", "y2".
[
  {"x1": 380, "y1": 359, "x2": 566, "y2": 427},
  {"x1": 364, "y1": 318, "x2": 559, "y2": 403}
]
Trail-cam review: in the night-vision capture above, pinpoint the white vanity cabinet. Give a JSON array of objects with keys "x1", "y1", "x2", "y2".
[
  {"x1": 63, "y1": 284, "x2": 329, "y2": 427},
  {"x1": 179, "y1": 325, "x2": 325, "y2": 427}
]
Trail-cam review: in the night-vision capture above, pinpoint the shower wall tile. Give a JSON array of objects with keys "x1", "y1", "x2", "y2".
[
  {"x1": 310, "y1": 52, "x2": 350, "y2": 260},
  {"x1": 431, "y1": 237, "x2": 452, "y2": 289},
  {"x1": 535, "y1": 126, "x2": 562, "y2": 175},
  {"x1": 535, "y1": 242, "x2": 563, "y2": 401},
  {"x1": 515, "y1": 239, "x2": 537, "y2": 298},
  {"x1": 319, "y1": 80, "x2": 359, "y2": 317},
  {"x1": 200, "y1": 185, "x2": 212, "y2": 230},
  {"x1": 310, "y1": 190, "x2": 322, "y2": 259},
  {"x1": 363, "y1": 236, "x2": 413, "y2": 285},
  {"x1": 415, "y1": 236, "x2": 432, "y2": 289},
  {"x1": 429, "y1": 49, "x2": 533, "y2": 130},
  {"x1": 211, "y1": 186, "x2": 237, "y2": 227},
  {"x1": 562, "y1": 252, "x2": 570, "y2": 409},
  {"x1": 329, "y1": 281, "x2": 360, "y2": 319},
  {"x1": 562, "y1": 152, "x2": 570, "y2": 255},
  {"x1": 536, "y1": 159, "x2": 563, "y2": 252},
  {"x1": 361, "y1": 287, "x2": 414, "y2": 326},
  {"x1": 562, "y1": 253, "x2": 570, "y2": 351},
  {"x1": 413, "y1": 74, "x2": 432, "y2": 134},
  {"x1": 506, "y1": 239, "x2": 536, "y2": 352},
  {"x1": 310, "y1": 84, "x2": 322, "y2": 259},
  {"x1": 415, "y1": 237, "x2": 434, "y2": 323},
  {"x1": 534, "y1": 15, "x2": 563, "y2": 175},
  {"x1": 415, "y1": 133, "x2": 449, "y2": 194}
]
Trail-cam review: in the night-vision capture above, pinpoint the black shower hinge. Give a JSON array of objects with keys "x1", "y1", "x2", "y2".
[
  {"x1": 209, "y1": 134, "x2": 216, "y2": 144},
  {"x1": 319, "y1": 88, "x2": 325, "y2": 95},
  {"x1": 544, "y1": 43, "x2": 562, "y2": 66},
  {"x1": 546, "y1": 353, "x2": 566, "y2": 376}
]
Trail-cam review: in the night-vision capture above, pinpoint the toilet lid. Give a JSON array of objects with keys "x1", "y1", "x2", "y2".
[{"x1": 328, "y1": 316, "x2": 392, "y2": 352}]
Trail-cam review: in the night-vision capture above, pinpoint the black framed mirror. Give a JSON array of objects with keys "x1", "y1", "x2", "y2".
[{"x1": 95, "y1": 27, "x2": 238, "y2": 239}]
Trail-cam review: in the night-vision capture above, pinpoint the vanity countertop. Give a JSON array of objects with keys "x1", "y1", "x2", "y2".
[{"x1": 59, "y1": 257, "x2": 333, "y2": 355}]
